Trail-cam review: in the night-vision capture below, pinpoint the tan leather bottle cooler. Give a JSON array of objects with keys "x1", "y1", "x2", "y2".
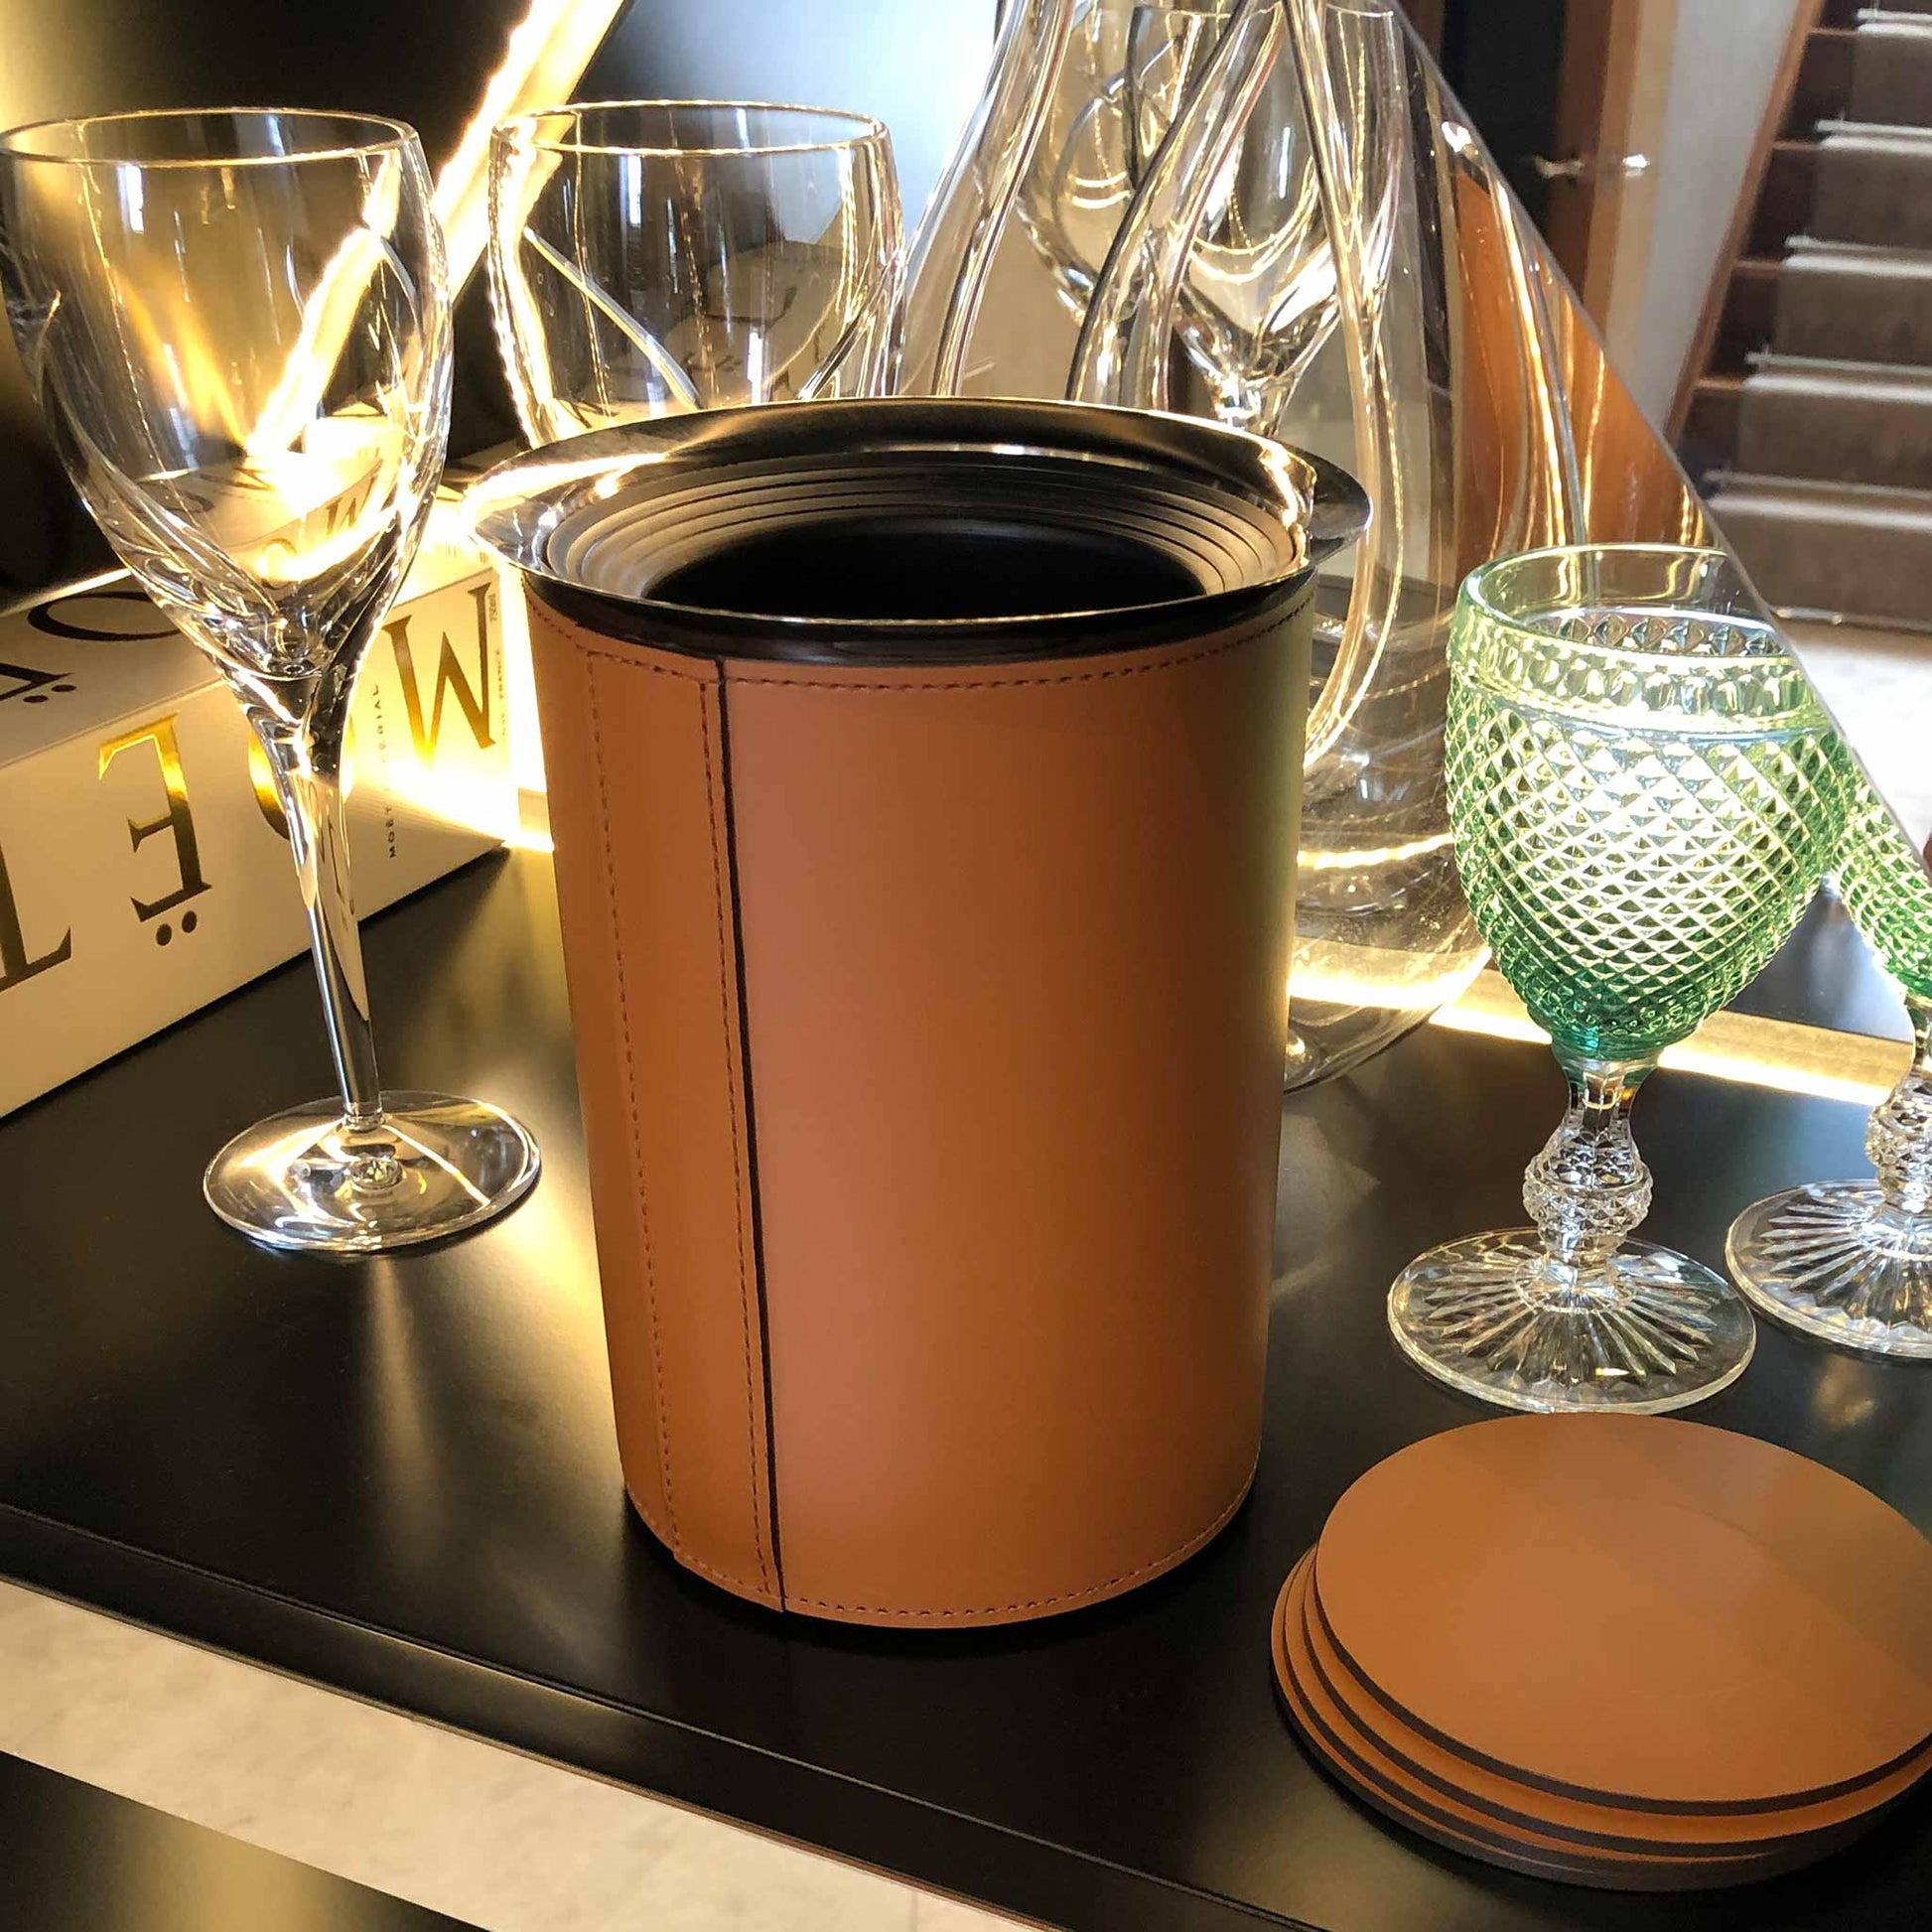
[{"x1": 475, "y1": 400, "x2": 1366, "y2": 1625}]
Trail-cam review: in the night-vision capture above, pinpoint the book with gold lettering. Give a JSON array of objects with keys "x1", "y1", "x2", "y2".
[{"x1": 0, "y1": 514, "x2": 513, "y2": 1116}]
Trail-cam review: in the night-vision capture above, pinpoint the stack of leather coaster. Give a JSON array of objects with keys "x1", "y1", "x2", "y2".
[{"x1": 1272, "y1": 1416, "x2": 1932, "y2": 1889}]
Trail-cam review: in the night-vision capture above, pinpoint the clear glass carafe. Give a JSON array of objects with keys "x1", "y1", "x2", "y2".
[{"x1": 963, "y1": 0, "x2": 1718, "y2": 1087}]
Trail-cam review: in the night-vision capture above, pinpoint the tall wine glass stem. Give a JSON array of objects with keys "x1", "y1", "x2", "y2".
[
  {"x1": 207, "y1": 664, "x2": 543, "y2": 1247},
  {"x1": 1212, "y1": 375, "x2": 1273, "y2": 436},
  {"x1": 252, "y1": 681, "x2": 383, "y2": 1135},
  {"x1": 1866, "y1": 997, "x2": 1932, "y2": 1217},
  {"x1": 1522, "y1": 1058, "x2": 1656, "y2": 1280}
]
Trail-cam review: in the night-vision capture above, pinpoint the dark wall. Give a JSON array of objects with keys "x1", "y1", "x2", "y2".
[
  {"x1": 1437, "y1": 0, "x2": 1569, "y2": 231},
  {"x1": 0, "y1": 0, "x2": 544, "y2": 599}
]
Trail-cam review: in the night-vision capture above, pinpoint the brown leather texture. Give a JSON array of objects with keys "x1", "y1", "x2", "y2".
[
  {"x1": 526, "y1": 586, "x2": 1308, "y2": 1625},
  {"x1": 1312, "y1": 1416, "x2": 1932, "y2": 1809},
  {"x1": 528, "y1": 603, "x2": 778, "y2": 1607},
  {"x1": 1270, "y1": 1414, "x2": 1932, "y2": 1889}
]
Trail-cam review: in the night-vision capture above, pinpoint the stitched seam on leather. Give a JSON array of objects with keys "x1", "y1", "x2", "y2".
[
  {"x1": 623, "y1": 1488, "x2": 779, "y2": 1604},
  {"x1": 529, "y1": 599, "x2": 716, "y2": 683},
  {"x1": 784, "y1": 1453, "x2": 1258, "y2": 1619},
  {"x1": 562, "y1": 620, "x2": 1272, "y2": 692},
  {"x1": 698, "y1": 686, "x2": 775, "y2": 1599},
  {"x1": 530, "y1": 554, "x2": 1305, "y2": 695},
  {"x1": 548, "y1": 602, "x2": 780, "y2": 1600},
  {"x1": 721, "y1": 605, "x2": 1296, "y2": 690},
  {"x1": 586, "y1": 659, "x2": 677, "y2": 1543}
]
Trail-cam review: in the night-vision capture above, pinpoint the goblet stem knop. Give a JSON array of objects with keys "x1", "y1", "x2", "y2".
[
  {"x1": 1866, "y1": 998, "x2": 1932, "y2": 1218},
  {"x1": 1522, "y1": 1060, "x2": 1655, "y2": 1274}
]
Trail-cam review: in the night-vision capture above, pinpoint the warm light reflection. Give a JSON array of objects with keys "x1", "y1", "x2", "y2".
[
  {"x1": 244, "y1": 156, "x2": 406, "y2": 465},
  {"x1": 377, "y1": 753, "x2": 518, "y2": 846},
  {"x1": 1291, "y1": 937, "x2": 1489, "y2": 1015},
  {"x1": 1299, "y1": 829, "x2": 1454, "y2": 873},
  {"x1": 1434, "y1": 970, "x2": 1908, "y2": 1106},
  {"x1": 430, "y1": 0, "x2": 630, "y2": 289},
  {"x1": 492, "y1": 560, "x2": 552, "y2": 841}
]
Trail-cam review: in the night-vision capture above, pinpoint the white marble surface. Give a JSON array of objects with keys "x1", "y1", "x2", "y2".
[{"x1": 0, "y1": 1579, "x2": 1031, "y2": 1931}]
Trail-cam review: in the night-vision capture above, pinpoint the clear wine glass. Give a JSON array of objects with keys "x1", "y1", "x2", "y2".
[
  {"x1": 1113, "y1": 0, "x2": 1400, "y2": 436},
  {"x1": 0, "y1": 108, "x2": 539, "y2": 1252},
  {"x1": 487, "y1": 102, "x2": 902, "y2": 442}
]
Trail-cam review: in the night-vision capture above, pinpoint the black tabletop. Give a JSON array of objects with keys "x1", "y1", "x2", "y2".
[
  {"x1": 0, "y1": 1748, "x2": 475, "y2": 1931},
  {"x1": 3, "y1": 850, "x2": 1929, "y2": 1932}
]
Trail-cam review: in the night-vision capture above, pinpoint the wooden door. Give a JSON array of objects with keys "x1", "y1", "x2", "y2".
[
  {"x1": 1543, "y1": 0, "x2": 1679, "y2": 364},
  {"x1": 1430, "y1": 0, "x2": 1674, "y2": 363}
]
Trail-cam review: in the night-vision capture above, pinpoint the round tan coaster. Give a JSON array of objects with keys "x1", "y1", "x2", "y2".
[
  {"x1": 1291, "y1": 1554, "x2": 1930, "y2": 1860},
  {"x1": 1313, "y1": 1417, "x2": 1932, "y2": 1811},
  {"x1": 1272, "y1": 1560, "x2": 1803, "y2": 1891}
]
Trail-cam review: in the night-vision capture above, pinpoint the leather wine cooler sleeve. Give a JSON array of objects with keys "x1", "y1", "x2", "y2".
[
  {"x1": 475, "y1": 398, "x2": 1364, "y2": 1625},
  {"x1": 530, "y1": 593, "x2": 1305, "y2": 1624}
]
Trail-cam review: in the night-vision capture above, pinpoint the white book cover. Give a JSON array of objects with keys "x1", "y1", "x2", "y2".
[{"x1": 0, "y1": 524, "x2": 514, "y2": 1116}]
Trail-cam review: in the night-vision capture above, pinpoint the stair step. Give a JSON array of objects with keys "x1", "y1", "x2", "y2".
[
  {"x1": 1750, "y1": 143, "x2": 1822, "y2": 256},
  {"x1": 1738, "y1": 356, "x2": 1932, "y2": 489},
  {"x1": 1712, "y1": 259, "x2": 1781, "y2": 375},
  {"x1": 1791, "y1": 28, "x2": 1860, "y2": 136},
  {"x1": 1682, "y1": 375, "x2": 1744, "y2": 476},
  {"x1": 1813, "y1": 125, "x2": 1932, "y2": 247},
  {"x1": 1852, "y1": 16, "x2": 1932, "y2": 124},
  {"x1": 1785, "y1": 28, "x2": 1862, "y2": 137},
  {"x1": 1777, "y1": 240, "x2": 1932, "y2": 362},
  {"x1": 1707, "y1": 475, "x2": 1932, "y2": 625}
]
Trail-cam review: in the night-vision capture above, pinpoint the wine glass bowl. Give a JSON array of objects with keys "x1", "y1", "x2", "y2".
[
  {"x1": 1390, "y1": 546, "x2": 1843, "y2": 1413},
  {"x1": 0, "y1": 108, "x2": 538, "y2": 1252},
  {"x1": 1122, "y1": 0, "x2": 1339, "y2": 429},
  {"x1": 1449, "y1": 576, "x2": 1838, "y2": 1068},
  {"x1": 0, "y1": 111, "x2": 440, "y2": 704},
  {"x1": 487, "y1": 101, "x2": 901, "y2": 445},
  {"x1": 1013, "y1": 2, "x2": 1139, "y2": 320}
]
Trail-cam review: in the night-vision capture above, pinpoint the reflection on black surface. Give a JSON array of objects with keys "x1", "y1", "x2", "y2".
[
  {"x1": 0, "y1": 1749, "x2": 472, "y2": 1931},
  {"x1": 2, "y1": 853, "x2": 1931, "y2": 1932}
]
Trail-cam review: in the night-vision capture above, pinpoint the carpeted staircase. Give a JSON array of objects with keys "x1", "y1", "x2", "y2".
[{"x1": 1701, "y1": 4, "x2": 1932, "y2": 627}]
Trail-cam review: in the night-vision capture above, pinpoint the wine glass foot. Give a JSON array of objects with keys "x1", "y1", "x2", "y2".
[
  {"x1": 1727, "y1": 1183, "x2": 1932, "y2": 1360},
  {"x1": 1388, "y1": 1230, "x2": 1755, "y2": 1415},
  {"x1": 205, "y1": 1091, "x2": 540, "y2": 1255}
]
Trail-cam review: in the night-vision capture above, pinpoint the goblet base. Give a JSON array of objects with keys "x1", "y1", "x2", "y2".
[
  {"x1": 1388, "y1": 1230, "x2": 1755, "y2": 1415},
  {"x1": 1727, "y1": 1183, "x2": 1932, "y2": 1360},
  {"x1": 205, "y1": 1091, "x2": 540, "y2": 1255}
]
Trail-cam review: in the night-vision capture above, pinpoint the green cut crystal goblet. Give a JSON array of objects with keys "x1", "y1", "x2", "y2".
[
  {"x1": 1389, "y1": 546, "x2": 1844, "y2": 1413},
  {"x1": 1725, "y1": 749, "x2": 1932, "y2": 1356}
]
